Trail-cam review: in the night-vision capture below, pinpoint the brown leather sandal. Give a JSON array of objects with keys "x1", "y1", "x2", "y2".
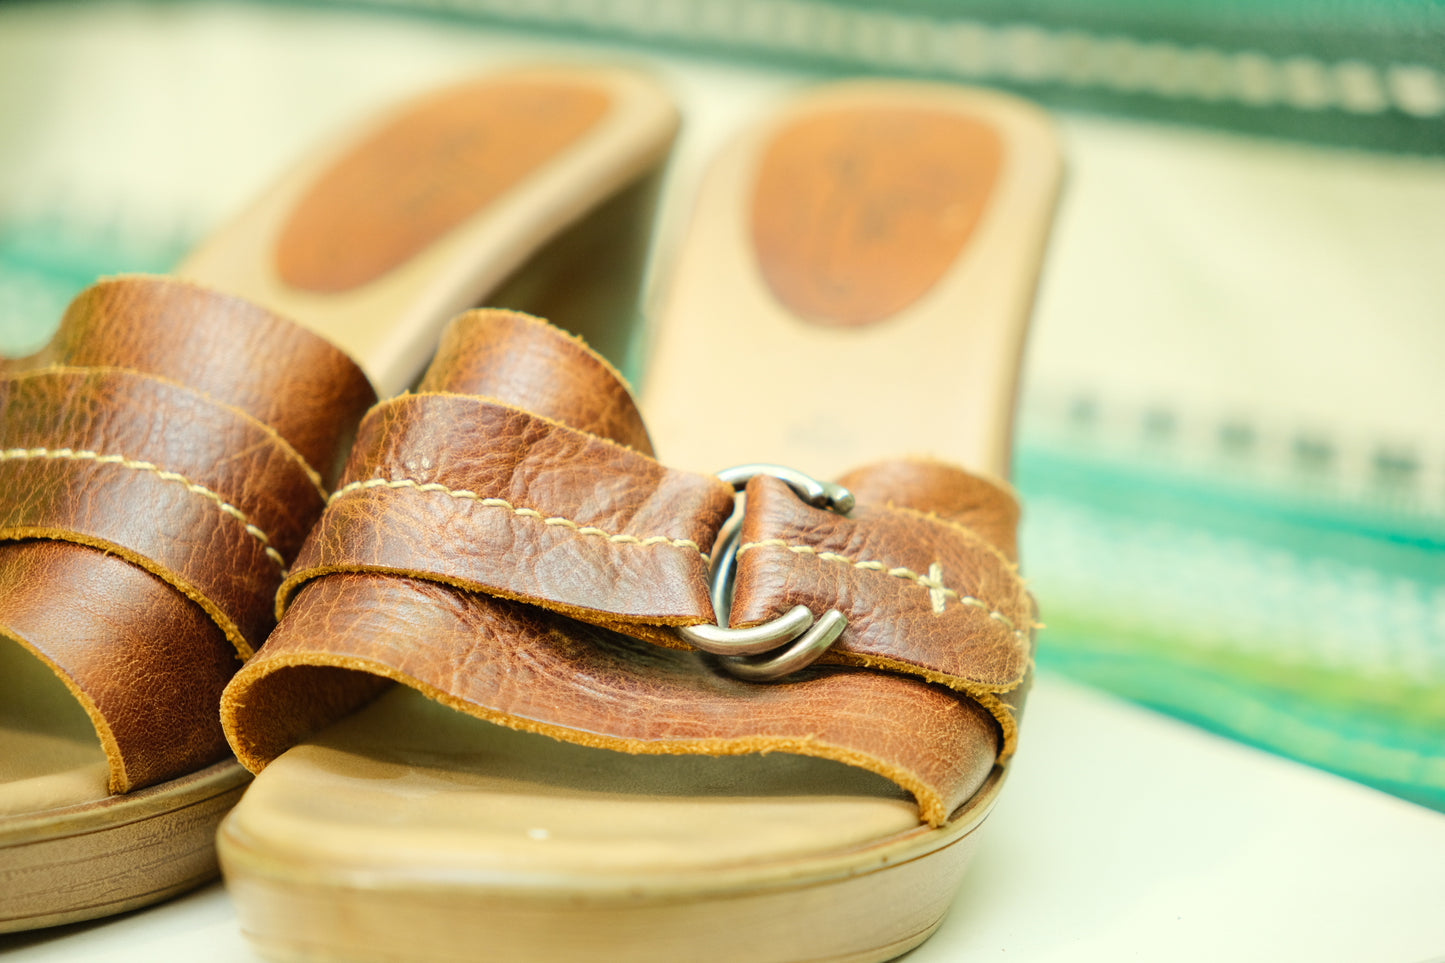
[
  {"x1": 216, "y1": 80, "x2": 1060, "y2": 962},
  {"x1": 0, "y1": 65, "x2": 677, "y2": 932}
]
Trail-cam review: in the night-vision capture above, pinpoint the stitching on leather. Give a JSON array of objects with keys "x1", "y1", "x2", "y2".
[
  {"x1": 737, "y1": 538, "x2": 1025, "y2": 637},
  {"x1": 0, "y1": 446, "x2": 288, "y2": 572},
  {"x1": 882, "y1": 501, "x2": 1020, "y2": 574},
  {"x1": 330, "y1": 477, "x2": 711, "y2": 562},
  {"x1": 926, "y1": 562, "x2": 948, "y2": 614},
  {"x1": 2, "y1": 365, "x2": 330, "y2": 499}
]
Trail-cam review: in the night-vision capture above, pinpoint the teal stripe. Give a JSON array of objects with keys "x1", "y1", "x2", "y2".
[
  {"x1": 260, "y1": 0, "x2": 1445, "y2": 154},
  {"x1": 1016, "y1": 438, "x2": 1445, "y2": 814},
  {"x1": 1042, "y1": 645, "x2": 1445, "y2": 811},
  {"x1": 0, "y1": 219, "x2": 187, "y2": 354},
  {"x1": 1015, "y1": 443, "x2": 1445, "y2": 568}
]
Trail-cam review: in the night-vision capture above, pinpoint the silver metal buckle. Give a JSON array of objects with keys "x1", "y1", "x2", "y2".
[{"x1": 677, "y1": 464, "x2": 854, "y2": 681}]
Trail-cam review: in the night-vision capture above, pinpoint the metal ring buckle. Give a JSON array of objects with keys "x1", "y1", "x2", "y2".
[{"x1": 677, "y1": 464, "x2": 854, "y2": 681}]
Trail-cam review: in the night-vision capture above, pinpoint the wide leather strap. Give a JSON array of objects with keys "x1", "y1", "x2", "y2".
[
  {"x1": 276, "y1": 393, "x2": 732, "y2": 632},
  {"x1": 0, "y1": 275, "x2": 375, "y2": 793},
  {"x1": 731, "y1": 465, "x2": 1035, "y2": 757},
  {"x1": 226, "y1": 573, "x2": 1001, "y2": 827},
  {"x1": 0, "y1": 367, "x2": 326, "y2": 656},
  {"x1": 12, "y1": 277, "x2": 376, "y2": 480},
  {"x1": 223, "y1": 309, "x2": 1035, "y2": 826},
  {"x1": 276, "y1": 310, "x2": 735, "y2": 641}
]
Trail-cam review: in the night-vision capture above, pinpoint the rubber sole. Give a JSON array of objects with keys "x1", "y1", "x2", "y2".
[
  {"x1": 0, "y1": 759, "x2": 250, "y2": 932},
  {"x1": 220, "y1": 762, "x2": 1003, "y2": 963}
]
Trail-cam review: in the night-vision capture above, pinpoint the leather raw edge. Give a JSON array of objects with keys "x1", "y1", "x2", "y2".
[
  {"x1": 223, "y1": 573, "x2": 1000, "y2": 828},
  {"x1": 0, "y1": 633, "x2": 130, "y2": 794}
]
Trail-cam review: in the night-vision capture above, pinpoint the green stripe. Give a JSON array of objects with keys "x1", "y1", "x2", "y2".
[
  {"x1": 1042, "y1": 643, "x2": 1445, "y2": 811},
  {"x1": 261, "y1": 0, "x2": 1445, "y2": 153}
]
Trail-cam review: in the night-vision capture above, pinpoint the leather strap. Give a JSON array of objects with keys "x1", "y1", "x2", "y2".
[
  {"x1": 227, "y1": 572, "x2": 1001, "y2": 828},
  {"x1": 415, "y1": 308, "x2": 653, "y2": 453},
  {"x1": 223, "y1": 309, "x2": 1035, "y2": 825},
  {"x1": 0, "y1": 368, "x2": 326, "y2": 657},
  {"x1": 730, "y1": 466, "x2": 1034, "y2": 757},
  {"x1": 15, "y1": 277, "x2": 376, "y2": 483},
  {"x1": 0, "y1": 541, "x2": 236, "y2": 794},
  {"x1": 278, "y1": 310, "x2": 735, "y2": 639},
  {"x1": 0, "y1": 275, "x2": 375, "y2": 793},
  {"x1": 276, "y1": 393, "x2": 733, "y2": 631}
]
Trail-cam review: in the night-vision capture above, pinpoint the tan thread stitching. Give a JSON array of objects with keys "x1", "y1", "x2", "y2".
[
  {"x1": 1, "y1": 365, "x2": 329, "y2": 499},
  {"x1": 330, "y1": 477, "x2": 711, "y2": 562},
  {"x1": 883, "y1": 501, "x2": 1020, "y2": 573},
  {"x1": 737, "y1": 539, "x2": 1025, "y2": 638},
  {"x1": 926, "y1": 562, "x2": 948, "y2": 615},
  {"x1": 0, "y1": 446, "x2": 287, "y2": 572}
]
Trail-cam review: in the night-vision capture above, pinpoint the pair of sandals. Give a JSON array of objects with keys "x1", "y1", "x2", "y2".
[{"x1": 0, "y1": 65, "x2": 1061, "y2": 961}]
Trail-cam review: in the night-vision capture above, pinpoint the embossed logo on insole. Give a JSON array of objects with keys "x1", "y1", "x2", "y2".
[
  {"x1": 277, "y1": 80, "x2": 611, "y2": 293},
  {"x1": 751, "y1": 105, "x2": 1002, "y2": 327}
]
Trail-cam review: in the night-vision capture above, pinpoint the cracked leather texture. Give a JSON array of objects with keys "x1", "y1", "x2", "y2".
[
  {"x1": 730, "y1": 467, "x2": 1036, "y2": 758},
  {"x1": 0, "y1": 276, "x2": 374, "y2": 794},
  {"x1": 12, "y1": 277, "x2": 375, "y2": 484},
  {"x1": 279, "y1": 309, "x2": 734, "y2": 630},
  {"x1": 227, "y1": 572, "x2": 1001, "y2": 827},
  {"x1": 0, "y1": 368, "x2": 325, "y2": 656},
  {"x1": 417, "y1": 307, "x2": 653, "y2": 453},
  {"x1": 279, "y1": 393, "x2": 734, "y2": 627},
  {"x1": 223, "y1": 309, "x2": 1034, "y2": 825}
]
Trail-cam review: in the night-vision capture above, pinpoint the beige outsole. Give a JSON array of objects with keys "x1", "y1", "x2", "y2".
[
  {"x1": 0, "y1": 760, "x2": 250, "y2": 933},
  {"x1": 221, "y1": 767, "x2": 1004, "y2": 963}
]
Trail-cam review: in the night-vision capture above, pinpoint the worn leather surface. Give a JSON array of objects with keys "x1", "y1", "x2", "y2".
[
  {"x1": 0, "y1": 541, "x2": 236, "y2": 793},
  {"x1": 0, "y1": 275, "x2": 374, "y2": 794},
  {"x1": 0, "y1": 368, "x2": 325, "y2": 657},
  {"x1": 731, "y1": 468, "x2": 1035, "y2": 757},
  {"x1": 416, "y1": 309, "x2": 653, "y2": 454},
  {"x1": 12, "y1": 277, "x2": 375, "y2": 484},
  {"x1": 278, "y1": 393, "x2": 733, "y2": 628},
  {"x1": 223, "y1": 309, "x2": 1034, "y2": 825},
  {"x1": 278, "y1": 310, "x2": 733, "y2": 631},
  {"x1": 228, "y1": 572, "x2": 1001, "y2": 827}
]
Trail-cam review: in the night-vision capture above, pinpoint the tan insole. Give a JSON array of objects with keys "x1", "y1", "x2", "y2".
[
  {"x1": 0, "y1": 640, "x2": 108, "y2": 816},
  {"x1": 230, "y1": 686, "x2": 919, "y2": 882},
  {"x1": 227, "y1": 81, "x2": 1062, "y2": 914},
  {"x1": 0, "y1": 66, "x2": 678, "y2": 818},
  {"x1": 645, "y1": 83, "x2": 1061, "y2": 480}
]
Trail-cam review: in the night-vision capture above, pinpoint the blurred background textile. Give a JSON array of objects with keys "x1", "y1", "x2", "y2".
[
  {"x1": 307, "y1": 0, "x2": 1445, "y2": 153},
  {"x1": 1, "y1": 1, "x2": 1441, "y2": 811}
]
